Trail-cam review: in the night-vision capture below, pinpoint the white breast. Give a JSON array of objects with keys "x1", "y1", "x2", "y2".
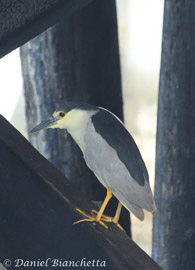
[{"x1": 66, "y1": 109, "x2": 97, "y2": 152}]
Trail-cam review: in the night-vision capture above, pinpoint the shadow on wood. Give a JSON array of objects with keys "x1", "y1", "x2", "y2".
[{"x1": 0, "y1": 115, "x2": 162, "y2": 270}]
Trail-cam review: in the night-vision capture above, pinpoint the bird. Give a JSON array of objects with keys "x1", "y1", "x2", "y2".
[{"x1": 31, "y1": 102, "x2": 156, "y2": 229}]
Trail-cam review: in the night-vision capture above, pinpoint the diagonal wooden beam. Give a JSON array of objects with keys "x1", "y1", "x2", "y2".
[
  {"x1": 0, "y1": 0, "x2": 94, "y2": 58},
  {"x1": 0, "y1": 115, "x2": 162, "y2": 270}
]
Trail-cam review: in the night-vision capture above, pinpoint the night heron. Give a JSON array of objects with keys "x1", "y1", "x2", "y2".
[{"x1": 31, "y1": 102, "x2": 156, "y2": 229}]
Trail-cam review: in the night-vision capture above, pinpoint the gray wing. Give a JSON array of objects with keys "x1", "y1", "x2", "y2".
[
  {"x1": 91, "y1": 109, "x2": 149, "y2": 186},
  {"x1": 83, "y1": 114, "x2": 156, "y2": 220}
]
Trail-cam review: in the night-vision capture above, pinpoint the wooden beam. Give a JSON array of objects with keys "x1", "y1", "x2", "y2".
[
  {"x1": 0, "y1": 0, "x2": 93, "y2": 58},
  {"x1": 153, "y1": 0, "x2": 195, "y2": 269},
  {"x1": 0, "y1": 115, "x2": 162, "y2": 270}
]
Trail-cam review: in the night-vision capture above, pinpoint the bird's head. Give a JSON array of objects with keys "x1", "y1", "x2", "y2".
[{"x1": 30, "y1": 102, "x2": 98, "y2": 133}]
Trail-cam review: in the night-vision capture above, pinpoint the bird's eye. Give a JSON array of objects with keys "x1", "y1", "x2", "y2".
[{"x1": 59, "y1": 112, "x2": 65, "y2": 117}]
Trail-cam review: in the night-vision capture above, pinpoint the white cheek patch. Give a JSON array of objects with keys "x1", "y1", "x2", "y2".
[{"x1": 56, "y1": 118, "x2": 68, "y2": 129}]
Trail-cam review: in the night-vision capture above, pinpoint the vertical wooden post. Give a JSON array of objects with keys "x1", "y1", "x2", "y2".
[
  {"x1": 153, "y1": 1, "x2": 195, "y2": 269},
  {"x1": 20, "y1": 0, "x2": 130, "y2": 235}
]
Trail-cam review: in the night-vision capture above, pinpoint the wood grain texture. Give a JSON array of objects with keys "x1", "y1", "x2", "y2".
[{"x1": 153, "y1": 1, "x2": 195, "y2": 269}]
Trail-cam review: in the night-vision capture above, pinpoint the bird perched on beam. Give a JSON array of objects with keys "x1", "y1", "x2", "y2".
[{"x1": 31, "y1": 102, "x2": 156, "y2": 229}]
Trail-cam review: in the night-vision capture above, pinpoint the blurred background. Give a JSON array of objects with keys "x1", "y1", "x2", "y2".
[{"x1": 0, "y1": 0, "x2": 164, "y2": 255}]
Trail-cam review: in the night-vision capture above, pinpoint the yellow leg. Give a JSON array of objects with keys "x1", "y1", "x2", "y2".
[
  {"x1": 96, "y1": 189, "x2": 112, "y2": 221},
  {"x1": 74, "y1": 189, "x2": 113, "y2": 229},
  {"x1": 112, "y1": 202, "x2": 124, "y2": 230},
  {"x1": 112, "y1": 202, "x2": 123, "y2": 223},
  {"x1": 91, "y1": 202, "x2": 124, "y2": 231}
]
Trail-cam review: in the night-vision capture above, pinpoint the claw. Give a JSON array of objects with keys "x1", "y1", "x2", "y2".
[
  {"x1": 74, "y1": 208, "x2": 109, "y2": 229},
  {"x1": 74, "y1": 190, "x2": 124, "y2": 231},
  {"x1": 90, "y1": 209, "x2": 124, "y2": 231}
]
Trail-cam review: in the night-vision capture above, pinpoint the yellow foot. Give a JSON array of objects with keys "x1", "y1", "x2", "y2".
[
  {"x1": 74, "y1": 208, "x2": 108, "y2": 229},
  {"x1": 90, "y1": 210, "x2": 124, "y2": 231}
]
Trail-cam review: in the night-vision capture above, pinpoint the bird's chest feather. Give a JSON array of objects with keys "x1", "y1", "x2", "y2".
[{"x1": 83, "y1": 121, "x2": 121, "y2": 187}]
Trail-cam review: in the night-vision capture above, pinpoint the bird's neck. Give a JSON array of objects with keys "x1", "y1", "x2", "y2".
[{"x1": 66, "y1": 110, "x2": 97, "y2": 152}]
